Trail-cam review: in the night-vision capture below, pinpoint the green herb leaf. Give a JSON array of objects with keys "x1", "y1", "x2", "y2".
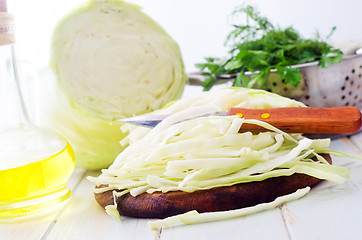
[
  {"x1": 234, "y1": 72, "x2": 249, "y2": 87},
  {"x1": 276, "y1": 66, "x2": 302, "y2": 87},
  {"x1": 196, "y1": 5, "x2": 343, "y2": 91},
  {"x1": 202, "y1": 76, "x2": 216, "y2": 91}
]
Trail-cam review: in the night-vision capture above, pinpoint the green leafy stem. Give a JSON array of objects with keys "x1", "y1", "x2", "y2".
[{"x1": 196, "y1": 5, "x2": 343, "y2": 91}]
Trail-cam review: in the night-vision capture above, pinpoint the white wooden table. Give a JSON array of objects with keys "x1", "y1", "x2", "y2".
[{"x1": 2, "y1": 85, "x2": 362, "y2": 240}]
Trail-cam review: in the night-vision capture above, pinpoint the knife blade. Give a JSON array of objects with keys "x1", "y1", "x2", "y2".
[{"x1": 118, "y1": 107, "x2": 362, "y2": 134}]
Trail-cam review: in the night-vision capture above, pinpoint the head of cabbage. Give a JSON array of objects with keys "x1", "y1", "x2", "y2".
[{"x1": 45, "y1": 0, "x2": 187, "y2": 169}]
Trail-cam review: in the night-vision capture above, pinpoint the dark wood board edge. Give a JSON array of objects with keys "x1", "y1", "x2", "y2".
[{"x1": 95, "y1": 154, "x2": 331, "y2": 219}]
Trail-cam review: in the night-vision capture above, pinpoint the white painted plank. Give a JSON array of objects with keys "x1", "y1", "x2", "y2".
[
  {"x1": 68, "y1": 168, "x2": 88, "y2": 190},
  {"x1": 350, "y1": 131, "x2": 362, "y2": 150},
  {"x1": 281, "y1": 136, "x2": 362, "y2": 240},
  {"x1": 0, "y1": 214, "x2": 58, "y2": 240},
  {"x1": 45, "y1": 170, "x2": 156, "y2": 240},
  {"x1": 0, "y1": 168, "x2": 86, "y2": 240},
  {"x1": 160, "y1": 208, "x2": 290, "y2": 240}
]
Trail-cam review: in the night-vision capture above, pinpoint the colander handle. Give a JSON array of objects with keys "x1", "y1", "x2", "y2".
[{"x1": 228, "y1": 107, "x2": 362, "y2": 134}]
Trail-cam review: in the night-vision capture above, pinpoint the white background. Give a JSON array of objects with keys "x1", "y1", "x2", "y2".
[{"x1": 8, "y1": 0, "x2": 362, "y2": 73}]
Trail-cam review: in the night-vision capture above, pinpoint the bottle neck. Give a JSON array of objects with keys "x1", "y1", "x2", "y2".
[{"x1": 0, "y1": 13, "x2": 31, "y2": 131}]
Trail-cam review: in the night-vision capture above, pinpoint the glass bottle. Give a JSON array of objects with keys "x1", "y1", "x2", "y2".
[{"x1": 0, "y1": 4, "x2": 75, "y2": 222}]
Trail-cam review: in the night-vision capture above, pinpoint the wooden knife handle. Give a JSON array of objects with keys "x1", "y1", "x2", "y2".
[{"x1": 227, "y1": 107, "x2": 362, "y2": 134}]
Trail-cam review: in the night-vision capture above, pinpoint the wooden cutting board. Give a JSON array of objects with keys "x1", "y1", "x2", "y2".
[{"x1": 94, "y1": 154, "x2": 331, "y2": 219}]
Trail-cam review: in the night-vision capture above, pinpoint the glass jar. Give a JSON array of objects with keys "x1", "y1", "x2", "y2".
[{"x1": 0, "y1": 11, "x2": 75, "y2": 222}]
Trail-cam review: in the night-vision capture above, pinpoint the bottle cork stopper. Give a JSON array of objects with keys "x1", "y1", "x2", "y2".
[
  {"x1": 0, "y1": 0, "x2": 14, "y2": 46},
  {"x1": 0, "y1": 0, "x2": 7, "y2": 12}
]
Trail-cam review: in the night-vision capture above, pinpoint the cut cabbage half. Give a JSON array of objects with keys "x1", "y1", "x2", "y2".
[
  {"x1": 47, "y1": 0, "x2": 187, "y2": 169},
  {"x1": 51, "y1": 0, "x2": 187, "y2": 120}
]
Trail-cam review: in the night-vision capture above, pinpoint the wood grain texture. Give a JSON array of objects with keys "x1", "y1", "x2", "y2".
[
  {"x1": 95, "y1": 155, "x2": 331, "y2": 219},
  {"x1": 228, "y1": 107, "x2": 362, "y2": 134}
]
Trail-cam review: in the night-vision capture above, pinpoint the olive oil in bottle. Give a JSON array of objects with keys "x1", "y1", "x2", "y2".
[{"x1": 0, "y1": 2, "x2": 75, "y2": 222}]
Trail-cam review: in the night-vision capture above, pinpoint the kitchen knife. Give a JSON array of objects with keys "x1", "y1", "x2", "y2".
[{"x1": 118, "y1": 107, "x2": 362, "y2": 134}]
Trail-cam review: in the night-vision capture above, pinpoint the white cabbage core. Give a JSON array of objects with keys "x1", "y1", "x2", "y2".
[{"x1": 51, "y1": 1, "x2": 187, "y2": 120}]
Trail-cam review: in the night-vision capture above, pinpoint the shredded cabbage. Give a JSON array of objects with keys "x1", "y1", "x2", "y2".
[
  {"x1": 89, "y1": 115, "x2": 347, "y2": 195},
  {"x1": 88, "y1": 87, "x2": 349, "y2": 227},
  {"x1": 148, "y1": 187, "x2": 311, "y2": 230}
]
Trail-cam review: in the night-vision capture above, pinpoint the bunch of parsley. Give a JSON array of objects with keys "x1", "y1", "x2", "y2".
[{"x1": 196, "y1": 5, "x2": 343, "y2": 91}]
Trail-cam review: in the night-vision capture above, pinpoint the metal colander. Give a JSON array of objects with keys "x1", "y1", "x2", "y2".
[
  {"x1": 189, "y1": 54, "x2": 362, "y2": 110},
  {"x1": 261, "y1": 54, "x2": 362, "y2": 109}
]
